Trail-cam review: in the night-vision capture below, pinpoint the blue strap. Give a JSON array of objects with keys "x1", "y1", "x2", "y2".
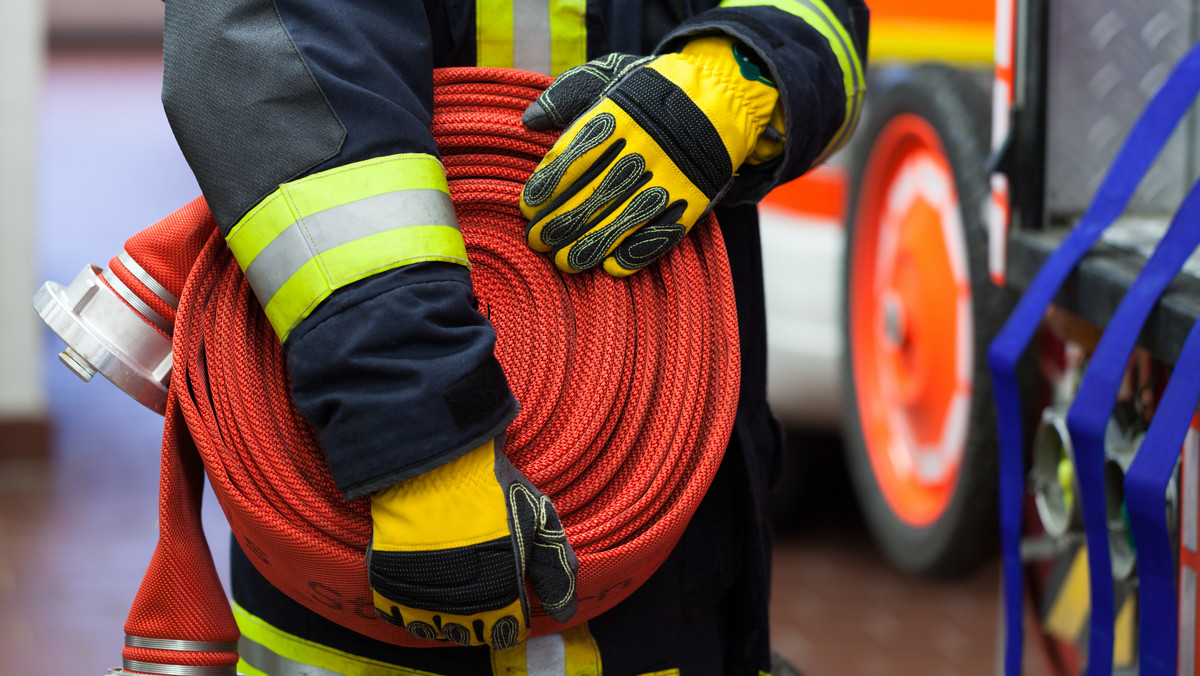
[
  {"x1": 1127, "y1": 314, "x2": 1200, "y2": 675},
  {"x1": 986, "y1": 41, "x2": 1200, "y2": 676},
  {"x1": 1066, "y1": 176, "x2": 1200, "y2": 675}
]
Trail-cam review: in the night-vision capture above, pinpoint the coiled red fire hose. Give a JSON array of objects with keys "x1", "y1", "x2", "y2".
[{"x1": 117, "y1": 68, "x2": 739, "y2": 673}]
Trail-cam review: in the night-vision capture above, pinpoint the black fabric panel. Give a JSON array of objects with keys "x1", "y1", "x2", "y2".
[
  {"x1": 163, "y1": 0, "x2": 446, "y2": 232},
  {"x1": 368, "y1": 539, "x2": 521, "y2": 615},
  {"x1": 231, "y1": 539, "x2": 494, "y2": 674},
  {"x1": 162, "y1": 0, "x2": 346, "y2": 231},
  {"x1": 655, "y1": 1, "x2": 870, "y2": 204},
  {"x1": 609, "y1": 68, "x2": 731, "y2": 199},
  {"x1": 284, "y1": 263, "x2": 520, "y2": 500},
  {"x1": 607, "y1": 0, "x2": 645, "y2": 54},
  {"x1": 444, "y1": 359, "x2": 515, "y2": 432},
  {"x1": 272, "y1": 0, "x2": 441, "y2": 176},
  {"x1": 425, "y1": 0, "x2": 478, "y2": 68}
]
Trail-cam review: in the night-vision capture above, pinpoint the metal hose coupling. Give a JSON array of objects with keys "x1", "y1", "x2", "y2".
[
  {"x1": 108, "y1": 635, "x2": 242, "y2": 676},
  {"x1": 33, "y1": 196, "x2": 216, "y2": 415},
  {"x1": 33, "y1": 259, "x2": 173, "y2": 414}
]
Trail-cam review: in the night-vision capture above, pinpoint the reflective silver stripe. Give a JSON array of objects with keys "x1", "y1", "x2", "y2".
[
  {"x1": 514, "y1": 0, "x2": 552, "y2": 75},
  {"x1": 125, "y1": 636, "x2": 239, "y2": 653},
  {"x1": 241, "y1": 188, "x2": 459, "y2": 307},
  {"x1": 525, "y1": 632, "x2": 568, "y2": 675},
  {"x1": 238, "y1": 636, "x2": 342, "y2": 676},
  {"x1": 118, "y1": 249, "x2": 180, "y2": 309},
  {"x1": 121, "y1": 659, "x2": 237, "y2": 676},
  {"x1": 1182, "y1": 566, "x2": 1197, "y2": 675},
  {"x1": 793, "y1": 0, "x2": 864, "y2": 164},
  {"x1": 102, "y1": 266, "x2": 173, "y2": 335}
]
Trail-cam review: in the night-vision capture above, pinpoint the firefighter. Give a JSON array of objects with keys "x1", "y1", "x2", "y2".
[{"x1": 161, "y1": 1, "x2": 867, "y2": 673}]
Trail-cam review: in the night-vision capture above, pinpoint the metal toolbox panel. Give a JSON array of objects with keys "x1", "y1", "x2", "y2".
[{"x1": 1045, "y1": 0, "x2": 1196, "y2": 220}]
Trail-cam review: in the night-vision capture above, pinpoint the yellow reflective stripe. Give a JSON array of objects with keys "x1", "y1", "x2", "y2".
[
  {"x1": 490, "y1": 624, "x2": 601, "y2": 675},
  {"x1": 261, "y1": 224, "x2": 468, "y2": 340},
  {"x1": 477, "y1": 0, "x2": 516, "y2": 68},
  {"x1": 227, "y1": 154, "x2": 450, "y2": 266},
  {"x1": 225, "y1": 153, "x2": 468, "y2": 341},
  {"x1": 232, "y1": 602, "x2": 445, "y2": 676},
  {"x1": 719, "y1": 0, "x2": 865, "y2": 164},
  {"x1": 475, "y1": 0, "x2": 587, "y2": 75},
  {"x1": 560, "y1": 624, "x2": 601, "y2": 675},
  {"x1": 549, "y1": 0, "x2": 588, "y2": 76},
  {"x1": 636, "y1": 671, "x2": 680, "y2": 675}
]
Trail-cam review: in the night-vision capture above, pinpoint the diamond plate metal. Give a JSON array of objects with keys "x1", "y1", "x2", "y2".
[{"x1": 1045, "y1": 0, "x2": 1196, "y2": 218}]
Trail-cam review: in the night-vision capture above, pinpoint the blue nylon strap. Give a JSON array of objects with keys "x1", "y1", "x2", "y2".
[
  {"x1": 1128, "y1": 306, "x2": 1200, "y2": 675},
  {"x1": 986, "y1": 42, "x2": 1200, "y2": 676},
  {"x1": 1066, "y1": 176, "x2": 1200, "y2": 675}
]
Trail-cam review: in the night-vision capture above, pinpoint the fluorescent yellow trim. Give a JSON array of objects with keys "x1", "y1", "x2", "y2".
[
  {"x1": 372, "y1": 441, "x2": 510, "y2": 551},
  {"x1": 226, "y1": 193, "x2": 296, "y2": 271},
  {"x1": 262, "y1": 224, "x2": 469, "y2": 340},
  {"x1": 477, "y1": 0, "x2": 515, "y2": 68},
  {"x1": 282, "y1": 154, "x2": 450, "y2": 217},
  {"x1": 870, "y1": 18, "x2": 994, "y2": 65},
  {"x1": 233, "y1": 602, "x2": 445, "y2": 676},
  {"x1": 226, "y1": 153, "x2": 451, "y2": 271},
  {"x1": 235, "y1": 660, "x2": 268, "y2": 676},
  {"x1": 637, "y1": 671, "x2": 681, "y2": 675},
  {"x1": 490, "y1": 639, "x2": 529, "y2": 676},
  {"x1": 1044, "y1": 547, "x2": 1091, "y2": 641},
  {"x1": 719, "y1": 0, "x2": 864, "y2": 163},
  {"x1": 549, "y1": 0, "x2": 588, "y2": 76},
  {"x1": 562, "y1": 624, "x2": 602, "y2": 675}
]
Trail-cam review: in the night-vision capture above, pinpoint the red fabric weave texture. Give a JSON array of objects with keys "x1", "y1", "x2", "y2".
[
  {"x1": 123, "y1": 68, "x2": 740, "y2": 653},
  {"x1": 110, "y1": 195, "x2": 215, "y2": 328}
]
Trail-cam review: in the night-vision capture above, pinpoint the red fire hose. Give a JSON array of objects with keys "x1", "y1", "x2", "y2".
[{"x1": 110, "y1": 68, "x2": 739, "y2": 673}]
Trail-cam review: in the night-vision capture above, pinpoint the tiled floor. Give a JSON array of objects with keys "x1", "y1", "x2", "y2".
[{"x1": 1, "y1": 49, "x2": 1054, "y2": 675}]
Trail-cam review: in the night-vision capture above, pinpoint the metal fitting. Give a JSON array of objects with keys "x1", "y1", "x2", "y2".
[
  {"x1": 33, "y1": 265, "x2": 172, "y2": 414},
  {"x1": 1030, "y1": 406, "x2": 1081, "y2": 539}
]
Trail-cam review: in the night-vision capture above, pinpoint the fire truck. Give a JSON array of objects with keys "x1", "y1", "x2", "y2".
[{"x1": 755, "y1": 0, "x2": 1200, "y2": 671}]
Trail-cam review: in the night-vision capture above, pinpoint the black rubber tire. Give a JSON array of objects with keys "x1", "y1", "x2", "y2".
[{"x1": 840, "y1": 64, "x2": 1005, "y2": 579}]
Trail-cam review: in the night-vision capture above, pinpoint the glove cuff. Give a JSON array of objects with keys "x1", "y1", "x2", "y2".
[
  {"x1": 371, "y1": 440, "x2": 512, "y2": 551},
  {"x1": 670, "y1": 36, "x2": 781, "y2": 169}
]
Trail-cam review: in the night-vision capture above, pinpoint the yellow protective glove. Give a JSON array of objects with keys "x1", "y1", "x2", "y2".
[
  {"x1": 520, "y1": 37, "x2": 783, "y2": 276},
  {"x1": 367, "y1": 439, "x2": 578, "y2": 649}
]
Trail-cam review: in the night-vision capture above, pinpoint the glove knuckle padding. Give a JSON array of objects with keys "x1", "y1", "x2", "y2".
[
  {"x1": 501, "y1": 462, "x2": 579, "y2": 622},
  {"x1": 539, "y1": 152, "x2": 646, "y2": 249},
  {"x1": 609, "y1": 203, "x2": 690, "y2": 273},
  {"x1": 522, "y1": 114, "x2": 616, "y2": 211},
  {"x1": 562, "y1": 186, "x2": 670, "y2": 272}
]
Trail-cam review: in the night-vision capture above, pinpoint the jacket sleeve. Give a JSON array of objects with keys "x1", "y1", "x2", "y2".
[
  {"x1": 163, "y1": 0, "x2": 518, "y2": 499},
  {"x1": 655, "y1": 0, "x2": 869, "y2": 204}
]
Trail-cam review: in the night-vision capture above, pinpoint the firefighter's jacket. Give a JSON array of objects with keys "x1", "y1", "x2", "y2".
[{"x1": 162, "y1": 0, "x2": 868, "y2": 672}]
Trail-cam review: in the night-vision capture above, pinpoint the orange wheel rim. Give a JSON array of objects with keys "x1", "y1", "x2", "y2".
[{"x1": 849, "y1": 113, "x2": 973, "y2": 527}]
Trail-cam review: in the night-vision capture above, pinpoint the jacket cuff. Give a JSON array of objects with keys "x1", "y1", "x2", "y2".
[{"x1": 284, "y1": 262, "x2": 519, "y2": 500}]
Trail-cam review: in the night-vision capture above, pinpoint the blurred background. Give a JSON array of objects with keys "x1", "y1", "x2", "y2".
[{"x1": 0, "y1": 1, "x2": 1034, "y2": 674}]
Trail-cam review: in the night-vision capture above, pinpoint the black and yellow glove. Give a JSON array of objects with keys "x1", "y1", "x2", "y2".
[
  {"x1": 368, "y1": 439, "x2": 578, "y2": 649},
  {"x1": 520, "y1": 36, "x2": 784, "y2": 276}
]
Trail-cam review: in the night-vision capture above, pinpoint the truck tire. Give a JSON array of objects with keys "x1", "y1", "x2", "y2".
[{"x1": 841, "y1": 64, "x2": 1002, "y2": 578}]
